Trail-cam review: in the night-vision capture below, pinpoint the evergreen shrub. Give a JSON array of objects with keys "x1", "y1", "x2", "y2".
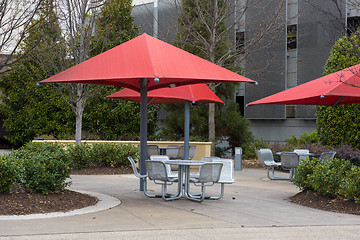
[{"x1": 293, "y1": 157, "x2": 360, "y2": 204}]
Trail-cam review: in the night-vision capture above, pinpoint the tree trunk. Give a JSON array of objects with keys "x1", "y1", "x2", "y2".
[
  {"x1": 75, "y1": 107, "x2": 83, "y2": 145},
  {"x1": 75, "y1": 84, "x2": 85, "y2": 145}
]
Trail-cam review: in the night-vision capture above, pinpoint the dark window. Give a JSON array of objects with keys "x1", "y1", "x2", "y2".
[
  {"x1": 287, "y1": 25, "x2": 297, "y2": 50},
  {"x1": 347, "y1": 16, "x2": 360, "y2": 35},
  {"x1": 236, "y1": 31, "x2": 245, "y2": 54},
  {"x1": 286, "y1": 105, "x2": 296, "y2": 118},
  {"x1": 236, "y1": 96, "x2": 245, "y2": 116}
]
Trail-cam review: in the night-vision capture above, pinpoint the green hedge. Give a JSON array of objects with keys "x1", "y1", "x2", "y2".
[
  {"x1": 0, "y1": 155, "x2": 18, "y2": 193},
  {"x1": 293, "y1": 157, "x2": 360, "y2": 204},
  {"x1": 0, "y1": 142, "x2": 139, "y2": 194},
  {"x1": 66, "y1": 142, "x2": 139, "y2": 169}
]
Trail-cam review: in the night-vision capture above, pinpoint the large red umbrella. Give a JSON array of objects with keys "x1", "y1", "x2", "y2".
[
  {"x1": 106, "y1": 84, "x2": 224, "y2": 160},
  {"x1": 106, "y1": 83, "x2": 224, "y2": 104},
  {"x1": 247, "y1": 63, "x2": 360, "y2": 106},
  {"x1": 40, "y1": 33, "x2": 255, "y2": 90},
  {"x1": 39, "y1": 33, "x2": 255, "y2": 189}
]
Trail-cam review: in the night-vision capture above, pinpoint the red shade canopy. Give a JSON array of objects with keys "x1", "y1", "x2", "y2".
[
  {"x1": 248, "y1": 63, "x2": 360, "y2": 106},
  {"x1": 40, "y1": 33, "x2": 255, "y2": 90},
  {"x1": 106, "y1": 84, "x2": 224, "y2": 104}
]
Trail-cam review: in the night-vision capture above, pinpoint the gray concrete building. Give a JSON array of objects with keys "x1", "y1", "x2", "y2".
[{"x1": 132, "y1": 0, "x2": 359, "y2": 143}]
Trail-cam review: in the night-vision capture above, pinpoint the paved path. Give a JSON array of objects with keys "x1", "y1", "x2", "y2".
[{"x1": 1, "y1": 169, "x2": 359, "y2": 239}]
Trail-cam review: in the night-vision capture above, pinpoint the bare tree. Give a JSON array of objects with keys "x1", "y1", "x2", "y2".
[
  {"x1": 0, "y1": 0, "x2": 45, "y2": 72},
  {"x1": 173, "y1": 0, "x2": 286, "y2": 154},
  {"x1": 48, "y1": 0, "x2": 104, "y2": 144},
  {"x1": 303, "y1": 0, "x2": 360, "y2": 88}
]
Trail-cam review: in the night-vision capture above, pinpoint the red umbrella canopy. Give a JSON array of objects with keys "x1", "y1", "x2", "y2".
[
  {"x1": 106, "y1": 84, "x2": 224, "y2": 104},
  {"x1": 248, "y1": 63, "x2": 360, "y2": 106},
  {"x1": 40, "y1": 33, "x2": 255, "y2": 90}
]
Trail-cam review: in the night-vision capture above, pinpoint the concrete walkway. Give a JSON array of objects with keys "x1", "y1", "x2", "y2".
[{"x1": 1, "y1": 169, "x2": 359, "y2": 239}]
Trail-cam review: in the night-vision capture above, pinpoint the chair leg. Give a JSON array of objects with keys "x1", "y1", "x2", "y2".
[
  {"x1": 143, "y1": 178, "x2": 161, "y2": 198},
  {"x1": 161, "y1": 182, "x2": 182, "y2": 201},
  {"x1": 204, "y1": 183, "x2": 224, "y2": 200},
  {"x1": 267, "y1": 167, "x2": 291, "y2": 180}
]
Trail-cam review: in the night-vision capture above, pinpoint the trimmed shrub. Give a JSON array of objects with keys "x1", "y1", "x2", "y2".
[
  {"x1": 292, "y1": 157, "x2": 322, "y2": 191},
  {"x1": 89, "y1": 143, "x2": 139, "y2": 167},
  {"x1": 3, "y1": 142, "x2": 71, "y2": 194},
  {"x1": 293, "y1": 157, "x2": 360, "y2": 203},
  {"x1": 0, "y1": 155, "x2": 18, "y2": 193},
  {"x1": 309, "y1": 158, "x2": 353, "y2": 198},
  {"x1": 19, "y1": 150, "x2": 71, "y2": 194},
  {"x1": 66, "y1": 143, "x2": 92, "y2": 170},
  {"x1": 339, "y1": 166, "x2": 360, "y2": 204}
]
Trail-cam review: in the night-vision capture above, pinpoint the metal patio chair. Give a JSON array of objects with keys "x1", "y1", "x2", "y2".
[
  {"x1": 280, "y1": 152, "x2": 300, "y2": 179},
  {"x1": 150, "y1": 155, "x2": 178, "y2": 178},
  {"x1": 293, "y1": 149, "x2": 310, "y2": 162},
  {"x1": 166, "y1": 145, "x2": 179, "y2": 159},
  {"x1": 137, "y1": 144, "x2": 160, "y2": 158},
  {"x1": 190, "y1": 157, "x2": 233, "y2": 200},
  {"x1": 255, "y1": 149, "x2": 284, "y2": 180},
  {"x1": 145, "y1": 160, "x2": 179, "y2": 201},
  {"x1": 188, "y1": 162, "x2": 223, "y2": 202},
  {"x1": 319, "y1": 151, "x2": 336, "y2": 161},
  {"x1": 127, "y1": 156, "x2": 155, "y2": 198}
]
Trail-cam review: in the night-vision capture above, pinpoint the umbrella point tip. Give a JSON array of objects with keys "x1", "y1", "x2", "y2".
[{"x1": 154, "y1": 77, "x2": 159, "y2": 83}]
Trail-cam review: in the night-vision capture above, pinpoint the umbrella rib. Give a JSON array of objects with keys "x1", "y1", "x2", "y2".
[
  {"x1": 148, "y1": 97, "x2": 156, "y2": 106},
  {"x1": 332, "y1": 96, "x2": 344, "y2": 107}
]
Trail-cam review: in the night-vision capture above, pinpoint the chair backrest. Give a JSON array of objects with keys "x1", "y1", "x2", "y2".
[
  {"x1": 176, "y1": 145, "x2": 185, "y2": 159},
  {"x1": 214, "y1": 159, "x2": 235, "y2": 183},
  {"x1": 166, "y1": 145, "x2": 179, "y2": 159},
  {"x1": 127, "y1": 156, "x2": 145, "y2": 179},
  {"x1": 147, "y1": 145, "x2": 160, "y2": 157},
  {"x1": 201, "y1": 156, "x2": 221, "y2": 162},
  {"x1": 281, "y1": 152, "x2": 299, "y2": 168},
  {"x1": 293, "y1": 149, "x2": 309, "y2": 161},
  {"x1": 197, "y1": 162, "x2": 223, "y2": 183},
  {"x1": 255, "y1": 150, "x2": 265, "y2": 165},
  {"x1": 150, "y1": 155, "x2": 172, "y2": 174},
  {"x1": 145, "y1": 160, "x2": 168, "y2": 181},
  {"x1": 320, "y1": 151, "x2": 336, "y2": 161},
  {"x1": 256, "y1": 149, "x2": 275, "y2": 165},
  {"x1": 189, "y1": 145, "x2": 197, "y2": 159}
]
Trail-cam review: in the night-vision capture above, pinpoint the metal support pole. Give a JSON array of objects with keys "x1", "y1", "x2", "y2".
[
  {"x1": 153, "y1": 0, "x2": 158, "y2": 38},
  {"x1": 235, "y1": 147, "x2": 242, "y2": 171},
  {"x1": 184, "y1": 100, "x2": 190, "y2": 160},
  {"x1": 139, "y1": 78, "x2": 148, "y2": 190}
]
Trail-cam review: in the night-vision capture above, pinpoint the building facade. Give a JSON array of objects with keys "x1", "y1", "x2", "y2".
[{"x1": 132, "y1": 0, "x2": 358, "y2": 143}]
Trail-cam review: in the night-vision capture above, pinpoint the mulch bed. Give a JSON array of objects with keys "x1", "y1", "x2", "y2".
[
  {"x1": 1, "y1": 162, "x2": 359, "y2": 216},
  {"x1": 290, "y1": 190, "x2": 360, "y2": 215},
  {"x1": 71, "y1": 166, "x2": 133, "y2": 175},
  {"x1": 0, "y1": 188, "x2": 98, "y2": 215}
]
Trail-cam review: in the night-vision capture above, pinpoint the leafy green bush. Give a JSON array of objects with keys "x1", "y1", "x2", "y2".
[
  {"x1": 19, "y1": 150, "x2": 71, "y2": 194},
  {"x1": 293, "y1": 157, "x2": 360, "y2": 203},
  {"x1": 89, "y1": 143, "x2": 139, "y2": 167},
  {"x1": 339, "y1": 166, "x2": 360, "y2": 204},
  {"x1": 243, "y1": 139, "x2": 270, "y2": 159},
  {"x1": 0, "y1": 155, "x2": 18, "y2": 193},
  {"x1": 3, "y1": 142, "x2": 71, "y2": 194},
  {"x1": 66, "y1": 143, "x2": 92, "y2": 170},
  {"x1": 309, "y1": 158, "x2": 353, "y2": 198},
  {"x1": 285, "y1": 131, "x2": 320, "y2": 146}
]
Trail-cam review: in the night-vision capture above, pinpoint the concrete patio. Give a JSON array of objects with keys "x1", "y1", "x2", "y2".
[{"x1": 1, "y1": 168, "x2": 360, "y2": 239}]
